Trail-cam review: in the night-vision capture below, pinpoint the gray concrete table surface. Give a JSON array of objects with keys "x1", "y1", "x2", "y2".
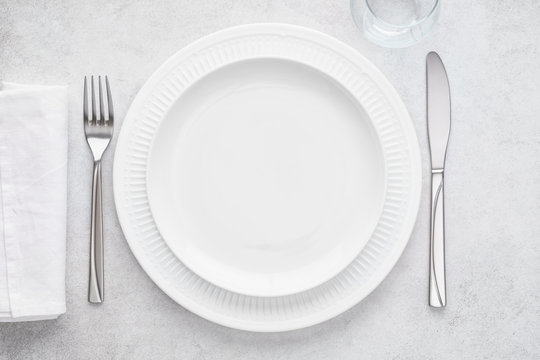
[{"x1": 0, "y1": 0, "x2": 539, "y2": 359}]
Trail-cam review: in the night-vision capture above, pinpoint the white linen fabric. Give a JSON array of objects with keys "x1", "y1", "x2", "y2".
[{"x1": 0, "y1": 82, "x2": 68, "y2": 321}]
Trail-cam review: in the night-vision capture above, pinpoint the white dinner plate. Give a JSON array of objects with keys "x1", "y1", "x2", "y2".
[
  {"x1": 114, "y1": 24, "x2": 421, "y2": 331},
  {"x1": 147, "y1": 57, "x2": 386, "y2": 296}
]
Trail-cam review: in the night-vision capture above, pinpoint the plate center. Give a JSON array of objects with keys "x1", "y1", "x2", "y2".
[{"x1": 147, "y1": 58, "x2": 386, "y2": 296}]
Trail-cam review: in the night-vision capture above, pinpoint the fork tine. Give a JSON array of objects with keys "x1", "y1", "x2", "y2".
[
  {"x1": 91, "y1": 76, "x2": 97, "y2": 124},
  {"x1": 83, "y1": 76, "x2": 88, "y2": 124},
  {"x1": 105, "y1": 76, "x2": 114, "y2": 124},
  {"x1": 98, "y1": 76, "x2": 105, "y2": 124}
]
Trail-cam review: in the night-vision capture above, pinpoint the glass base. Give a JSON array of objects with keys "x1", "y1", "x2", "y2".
[{"x1": 351, "y1": 0, "x2": 440, "y2": 48}]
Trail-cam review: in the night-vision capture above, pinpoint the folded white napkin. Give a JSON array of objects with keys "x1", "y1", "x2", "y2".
[{"x1": 0, "y1": 82, "x2": 68, "y2": 321}]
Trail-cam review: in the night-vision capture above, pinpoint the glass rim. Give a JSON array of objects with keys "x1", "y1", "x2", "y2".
[{"x1": 364, "y1": 0, "x2": 440, "y2": 29}]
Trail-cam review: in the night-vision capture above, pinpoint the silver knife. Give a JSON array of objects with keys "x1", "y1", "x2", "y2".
[{"x1": 426, "y1": 51, "x2": 451, "y2": 308}]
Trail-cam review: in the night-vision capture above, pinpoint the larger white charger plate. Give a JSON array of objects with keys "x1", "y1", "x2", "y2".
[{"x1": 114, "y1": 24, "x2": 421, "y2": 331}]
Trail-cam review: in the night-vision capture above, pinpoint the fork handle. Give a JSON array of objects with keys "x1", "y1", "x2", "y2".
[
  {"x1": 89, "y1": 160, "x2": 104, "y2": 303},
  {"x1": 429, "y1": 170, "x2": 446, "y2": 307}
]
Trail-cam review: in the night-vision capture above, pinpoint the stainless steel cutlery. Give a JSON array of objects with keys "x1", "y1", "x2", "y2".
[
  {"x1": 83, "y1": 76, "x2": 114, "y2": 304},
  {"x1": 426, "y1": 52, "x2": 451, "y2": 308}
]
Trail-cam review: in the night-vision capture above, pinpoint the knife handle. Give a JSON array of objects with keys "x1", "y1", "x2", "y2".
[
  {"x1": 429, "y1": 170, "x2": 446, "y2": 307},
  {"x1": 89, "y1": 160, "x2": 104, "y2": 304}
]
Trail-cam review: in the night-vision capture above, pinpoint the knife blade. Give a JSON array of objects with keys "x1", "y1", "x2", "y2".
[
  {"x1": 426, "y1": 51, "x2": 451, "y2": 308},
  {"x1": 427, "y1": 52, "x2": 451, "y2": 170}
]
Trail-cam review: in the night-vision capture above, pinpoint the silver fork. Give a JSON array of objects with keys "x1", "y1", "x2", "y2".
[{"x1": 83, "y1": 75, "x2": 114, "y2": 304}]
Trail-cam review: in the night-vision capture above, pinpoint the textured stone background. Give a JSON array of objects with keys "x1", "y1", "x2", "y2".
[{"x1": 0, "y1": 0, "x2": 539, "y2": 359}]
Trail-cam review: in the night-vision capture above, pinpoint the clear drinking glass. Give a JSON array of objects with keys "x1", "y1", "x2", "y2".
[{"x1": 351, "y1": 0, "x2": 440, "y2": 48}]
